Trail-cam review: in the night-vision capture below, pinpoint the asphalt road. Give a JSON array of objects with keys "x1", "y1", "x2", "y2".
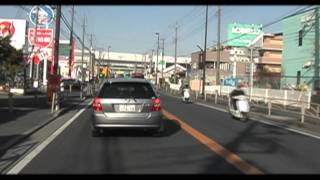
[{"x1": 11, "y1": 93, "x2": 320, "y2": 174}]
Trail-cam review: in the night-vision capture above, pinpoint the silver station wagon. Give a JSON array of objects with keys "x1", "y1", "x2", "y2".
[{"x1": 91, "y1": 78, "x2": 163, "y2": 136}]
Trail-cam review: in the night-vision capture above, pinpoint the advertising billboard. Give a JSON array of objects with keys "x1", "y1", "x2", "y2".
[
  {"x1": 227, "y1": 23, "x2": 263, "y2": 47},
  {"x1": 28, "y1": 28, "x2": 53, "y2": 48},
  {"x1": 0, "y1": 19, "x2": 27, "y2": 50}
]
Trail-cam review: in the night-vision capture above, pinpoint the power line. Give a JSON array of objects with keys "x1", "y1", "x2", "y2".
[
  {"x1": 170, "y1": 6, "x2": 313, "y2": 57},
  {"x1": 161, "y1": 6, "x2": 205, "y2": 43},
  {"x1": 61, "y1": 11, "x2": 91, "y2": 51},
  {"x1": 178, "y1": 8, "x2": 217, "y2": 43},
  {"x1": 209, "y1": 6, "x2": 315, "y2": 49}
]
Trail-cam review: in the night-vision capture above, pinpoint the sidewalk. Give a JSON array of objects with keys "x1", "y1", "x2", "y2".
[
  {"x1": 159, "y1": 89, "x2": 320, "y2": 138},
  {"x1": 0, "y1": 91, "x2": 83, "y2": 153}
]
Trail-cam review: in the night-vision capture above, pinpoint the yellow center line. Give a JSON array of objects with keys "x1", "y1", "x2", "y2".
[{"x1": 162, "y1": 109, "x2": 264, "y2": 175}]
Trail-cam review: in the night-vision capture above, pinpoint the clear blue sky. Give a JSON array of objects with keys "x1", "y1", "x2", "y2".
[{"x1": 0, "y1": 5, "x2": 308, "y2": 57}]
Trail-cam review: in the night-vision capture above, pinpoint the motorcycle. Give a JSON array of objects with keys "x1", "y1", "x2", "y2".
[
  {"x1": 228, "y1": 95, "x2": 250, "y2": 121},
  {"x1": 182, "y1": 88, "x2": 191, "y2": 103}
]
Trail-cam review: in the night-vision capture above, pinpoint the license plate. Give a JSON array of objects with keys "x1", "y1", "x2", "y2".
[{"x1": 119, "y1": 105, "x2": 136, "y2": 112}]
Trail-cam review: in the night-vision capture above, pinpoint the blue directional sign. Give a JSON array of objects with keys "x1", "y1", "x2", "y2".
[
  {"x1": 29, "y1": 5, "x2": 55, "y2": 27},
  {"x1": 223, "y1": 78, "x2": 240, "y2": 87}
]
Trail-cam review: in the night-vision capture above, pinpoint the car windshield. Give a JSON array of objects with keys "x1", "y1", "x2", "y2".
[{"x1": 98, "y1": 82, "x2": 156, "y2": 99}]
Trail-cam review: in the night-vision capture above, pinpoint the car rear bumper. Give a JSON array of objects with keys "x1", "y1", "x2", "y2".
[{"x1": 92, "y1": 111, "x2": 162, "y2": 129}]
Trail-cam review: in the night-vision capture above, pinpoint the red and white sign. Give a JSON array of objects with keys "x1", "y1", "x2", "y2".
[
  {"x1": 0, "y1": 19, "x2": 26, "y2": 50},
  {"x1": 27, "y1": 48, "x2": 51, "y2": 64},
  {"x1": 28, "y1": 28, "x2": 53, "y2": 48},
  {"x1": 0, "y1": 21, "x2": 15, "y2": 37},
  {"x1": 33, "y1": 54, "x2": 40, "y2": 65}
]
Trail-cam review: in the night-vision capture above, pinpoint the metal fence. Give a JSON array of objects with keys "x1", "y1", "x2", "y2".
[{"x1": 168, "y1": 82, "x2": 312, "y2": 109}]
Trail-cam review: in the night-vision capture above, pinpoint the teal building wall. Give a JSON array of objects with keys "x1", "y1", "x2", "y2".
[{"x1": 282, "y1": 8, "x2": 318, "y2": 90}]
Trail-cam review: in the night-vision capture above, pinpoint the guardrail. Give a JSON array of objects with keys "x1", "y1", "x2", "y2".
[{"x1": 168, "y1": 82, "x2": 311, "y2": 109}]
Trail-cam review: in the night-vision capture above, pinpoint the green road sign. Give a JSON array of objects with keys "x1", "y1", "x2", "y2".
[
  {"x1": 159, "y1": 60, "x2": 165, "y2": 65},
  {"x1": 59, "y1": 44, "x2": 71, "y2": 57},
  {"x1": 227, "y1": 23, "x2": 263, "y2": 47}
]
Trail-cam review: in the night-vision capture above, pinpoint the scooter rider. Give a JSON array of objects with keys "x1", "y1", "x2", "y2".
[
  {"x1": 229, "y1": 82, "x2": 246, "y2": 110},
  {"x1": 182, "y1": 84, "x2": 190, "y2": 101}
]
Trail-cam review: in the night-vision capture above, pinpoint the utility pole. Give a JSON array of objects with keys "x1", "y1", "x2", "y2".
[
  {"x1": 89, "y1": 34, "x2": 94, "y2": 80},
  {"x1": 53, "y1": 5, "x2": 61, "y2": 109},
  {"x1": 174, "y1": 23, "x2": 178, "y2": 83},
  {"x1": 143, "y1": 53, "x2": 147, "y2": 76},
  {"x1": 68, "y1": 5, "x2": 74, "y2": 78},
  {"x1": 161, "y1": 38, "x2": 165, "y2": 80},
  {"x1": 81, "y1": 16, "x2": 86, "y2": 83},
  {"x1": 314, "y1": 7, "x2": 319, "y2": 91},
  {"x1": 32, "y1": 6, "x2": 40, "y2": 80},
  {"x1": 202, "y1": 5, "x2": 208, "y2": 96},
  {"x1": 54, "y1": 6, "x2": 61, "y2": 76},
  {"x1": 108, "y1": 46, "x2": 111, "y2": 69},
  {"x1": 150, "y1": 49, "x2": 154, "y2": 80},
  {"x1": 155, "y1": 32, "x2": 160, "y2": 86},
  {"x1": 216, "y1": 5, "x2": 221, "y2": 85},
  {"x1": 249, "y1": 47, "x2": 254, "y2": 101},
  {"x1": 32, "y1": 6, "x2": 40, "y2": 101},
  {"x1": 80, "y1": 16, "x2": 86, "y2": 100}
]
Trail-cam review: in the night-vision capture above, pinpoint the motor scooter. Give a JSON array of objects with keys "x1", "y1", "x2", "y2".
[
  {"x1": 182, "y1": 88, "x2": 191, "y2": 103},
  {"x1": 228, "y1": 95, "x2": 250, "y2": 121}
]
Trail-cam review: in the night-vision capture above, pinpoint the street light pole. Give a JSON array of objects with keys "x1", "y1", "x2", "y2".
[{"x1": 155, "y1": 32, "x2": 159, "y2": 86}]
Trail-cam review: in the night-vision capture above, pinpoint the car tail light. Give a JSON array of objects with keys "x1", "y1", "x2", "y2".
[
  {"x1": 152, "y1": 98, "x2": 161, "y2": 111},
  {"x1": 92, "y1": 97, "x2": 103, "y2": 112}
]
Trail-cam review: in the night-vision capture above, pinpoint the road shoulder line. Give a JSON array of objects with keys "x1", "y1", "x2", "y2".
[{"x1": 5, "y1": 100, "x2": 92, "y2": 174}]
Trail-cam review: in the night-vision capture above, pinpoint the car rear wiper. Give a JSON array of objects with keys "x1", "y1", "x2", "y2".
[{"x1": 129, "y1": 95, "x2": 137, "y2": 102}]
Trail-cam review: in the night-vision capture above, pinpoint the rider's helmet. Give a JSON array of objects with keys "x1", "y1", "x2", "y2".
[{"x1": 236, "y1": 81, "x2": 245, "y2": 89}]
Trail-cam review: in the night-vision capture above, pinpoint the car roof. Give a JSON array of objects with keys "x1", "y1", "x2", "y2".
[{"x1": 105, "y1": 78, "x2": 150, "y2": 84}]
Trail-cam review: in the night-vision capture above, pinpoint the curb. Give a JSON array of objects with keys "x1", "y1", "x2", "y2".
[
  {"x1": 0, "y1": 98, "x2": 87, "y2": 153},
  {"x1": 249, "y1": 112, "x2": 320, "y2": 139}
]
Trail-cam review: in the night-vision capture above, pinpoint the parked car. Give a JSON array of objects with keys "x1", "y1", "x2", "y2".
[
  {"x1": 131, "y1": 72, "x2": 144, "y2": 79},
  {"x1": 91, "y1": 78, "x2": 163, "y2": 136}
]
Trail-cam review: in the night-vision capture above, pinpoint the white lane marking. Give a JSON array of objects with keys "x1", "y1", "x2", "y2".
[
  {"x1": 6, "y1": 100, "x2": 93, "y2": 174},
  {"x1": 162, "y1": 92, "x2": 320, "y2": 140},
  {"x1": 194, "y1": 102, "x2": 228, "y2": 113}
]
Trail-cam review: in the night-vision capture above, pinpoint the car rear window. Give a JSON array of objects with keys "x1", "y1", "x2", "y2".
[{"x1": 98, "y1": 82, "x2": 156, "y2": 99}]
